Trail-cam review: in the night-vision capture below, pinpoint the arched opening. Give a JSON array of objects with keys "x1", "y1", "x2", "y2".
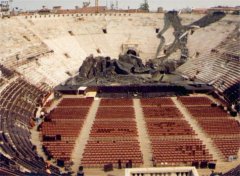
[{"x1": 126, "y1": 49, "x2": 137, "y2": 56}]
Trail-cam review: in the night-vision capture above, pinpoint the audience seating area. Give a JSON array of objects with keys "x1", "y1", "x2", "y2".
[
  {"x1": 57, "y1": 98, "x2": 93, "y2": 107},
  {"x1": 142, "y1": 107, "x2": 183, "y2": 119},
  {"x1": 0, "y1": 14, "x2": 239, "y2": 175},
  {"x1": 41, "y1": 98, "x2": 93, "y2": 163},
  {"x1": 213, "y1": 138, "x2": 240, "y2": 161},
  {"x1": 179, "y1": 96, "x2": 240, "y2": 161},
  {"x1": 100, "y1": 98, "x2": 133, "y2": 106},
  {"x1": 95, "y1": 107, "x2": 135, "y2": 120},
  {"x1": 152, "y1": 139, "x2": 212, "y2": 165},
  {"x1": 141, "y1": 97, "x2": 213, "y2": 165},
  {"x1": 177, "y1": 27, "x2": 240, "y2": 106},
  {"x1": 140, "y1": 98, "x2": 175, "y2": 106},
  {"x1": 1, "y1": 90, "x2": 239, "y2": 172},
  {"x1": 81, "y1": 140, "x2": 142, "y2": 167},
  {"x1": 146, "y1": 120, "x2": 196, "y2": 137},
  {"x1": 178, "y1": 97, "x2": 213, "y2": 106},
  {"x1": 90, "y1": 121, "x2": 138, "y2": 138},
  {"x1": 0, "y1": 78, "x2": 60, "y2": 174},
  {"x1": 81, "y1": 99, "x2": 143, "y2": 168},
  {"x1": 0, "y1": 153, "x2": 26, "y2": 176}
]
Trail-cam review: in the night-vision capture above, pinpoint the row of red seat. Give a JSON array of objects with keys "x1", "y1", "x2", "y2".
[
  {"x1": 141, "y1": 99, "x2": 213, "y2": 165},
  {"x1": 81, "y1": 140, "x2": 143, "y2": 167},
  {"x1": 196, "y1": 119, "x2": 240, "y2": 135},
  {"x1": 187, "y1": 106, "x2": 229, "y2": 117},
  {"x1": 0, "y1": 78, "x2": 61, "y2": 174},
  {"x1": 58, "y1": 98, "x2": 93, "y2": 106},
  {"x1": 213, "y1": 138, "x2": 240, "y2": 160},
  {"x1": 50, "y1": 107, "x2": 89, "y2": 117},
  {"x1": 95, "y1": 107, "x2": 135, "y2": 119},
  {"x1": 81, "y1": 101, "x2": 142, "y2": 167},
  {"x1": 151, "y1": 139, "x2": 213, "y2": 164},
  {"x1": 43, "y1": 141, "x2": 75, "y2": 161},
  {"x1": 100, "y1": 98, "x2": 133, "y2": 106},
  {"x1": 41, "y1": 98, "x2": 92, "y2": 161},
  {"x1": 140, "y1": 97, "x2": 174, "y2": 106},
  {"x1": 146, "y1": 120, "x2": 196, "y2": 137},
  {"x1": 178, "y1": 96, "x2": 213, "y2": 106},
  {"x1": 142, "y1": 107, "x2": 183, "y2": 119},
  {"x1": 180, "y1": 96, "x2": 240, "y2": 161},
  {"x1": 91, "y1": 105, "x2": 137, "y2": 138},
  {"x1": 41, "y1": 119, "x2": 83, "y2": 137}
]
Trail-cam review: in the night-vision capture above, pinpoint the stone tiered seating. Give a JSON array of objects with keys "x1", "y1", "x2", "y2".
[
  {"x1": 0, "y1": 78, "x2": 60, "y2": 174},
  {"x1": 177, "y1": 19, "x2": 235, "y2": 79},
  {"x1": 181, "y1": 96, "x2": 240, "y2": 161},
  {"x1": 0, "y1": 18, "x2": 43, "y2": 62},
  {"x1": 178, "y1": 27, "x2": 240, "y2": 100},
  {"x1": 41, "y1": 98, "x2": 93, "y2": 162},
  {"x1": 4, "y1": 44, "x2": 51, "y2": 69},
  {"x1": 81, "y1": 98, "x2": 142, "y2": 168}
]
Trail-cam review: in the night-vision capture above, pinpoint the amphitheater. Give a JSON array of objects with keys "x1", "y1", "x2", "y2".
[{"x1": 0, "y1": 11, "x2": 239, "y2": 176}]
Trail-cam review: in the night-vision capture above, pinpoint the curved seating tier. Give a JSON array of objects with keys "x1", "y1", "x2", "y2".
[
  {"x1": 177, "y1": 27, "x2": 240, "y2": 105},
  {"x1": 0, "y1": 78, "x2": 60, "y2": 175},
  {"x1": 0, "y1": 153, "x2": 26, "y2": 176}
]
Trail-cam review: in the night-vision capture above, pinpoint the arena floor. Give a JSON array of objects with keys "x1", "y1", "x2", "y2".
[{"x1": 29, "y1": 94, "x2": 240, "y2": 176}]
